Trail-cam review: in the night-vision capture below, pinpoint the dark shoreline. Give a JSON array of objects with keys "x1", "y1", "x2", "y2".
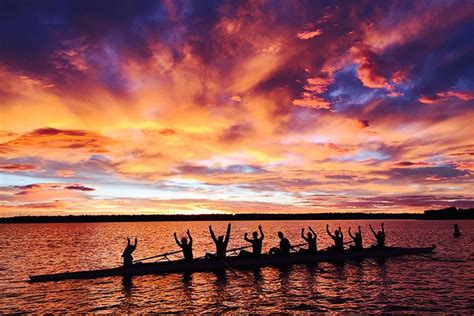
[{"x1": 1, "y1": 207, "x2": 473, "y2": 224}]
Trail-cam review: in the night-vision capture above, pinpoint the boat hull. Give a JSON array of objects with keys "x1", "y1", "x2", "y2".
[{"x1": 29, "y1": 246, "x2": 435, "y2": 282}]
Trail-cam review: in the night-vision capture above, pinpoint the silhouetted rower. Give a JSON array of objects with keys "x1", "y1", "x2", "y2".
[
  {"x1": 174, "y1": 229, "x2": 193, "y2": 261},
  {"x1": 453, "y1": 224, "x2": 462, "y2": 237},
  {"x1": 369, "y1": 223, "x2": 386, "y2": 248},
  {"x1": 348, "y1": 226, "x2": 363, "y2": 251},
  {"x1": 205, "y1": 223, "x2": 231, "y2": 259},
  {"x1": 326, "y1": 225, "x2": 344, "y2": 252},
  {"x1": 239, "y1": 225, "x2": 264, "y2": 257},
  {"x1": 269, "y1": 231, "x2": 291, "y2": 256},
  {"x1": 122, "y1": 238, "x2": 137, "y2": 267},
  {"x1": 301, "y1": 227, "x2": 317, "y2": 254}
]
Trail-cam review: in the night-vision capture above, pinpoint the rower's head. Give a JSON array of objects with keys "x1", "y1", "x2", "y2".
[
  {"x1": 181, "y1": 237, "x2": 188, "y2": 245},
  {"x1": 335, "y1": 230, "x2": 340, "y2": 237},
  {"x1": 278, "y1": 231, "x2": 284, "y2": 239},
  {"x1": 307, "y1": 232, "x2": 313, "y2": 238},
  {"x1": 252, "y1": 231, "x2": 258, "y2": 239},
  {"x1": 377, "y1": 231, "x2": 384, "y2": 238},
  {"x1": 217, "y1": 235, "x2": 224, "y2": 242}
]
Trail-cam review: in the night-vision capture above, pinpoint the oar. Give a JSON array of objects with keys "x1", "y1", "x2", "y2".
[
  {"x1": 225, "y1": 244, "x2": 252, "y2": 255},
  {"x1": 133, "y1": 249, "x2": 182, "y2": 263},
  {"x1": 290, "y1": 242, "x2": 309, "y2": 252}
]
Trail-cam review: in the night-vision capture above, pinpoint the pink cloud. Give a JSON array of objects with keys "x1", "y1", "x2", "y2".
[
  {"x1": 292, "y1": 96, "x2": 331, "y2": 110},
  {"x1": 296, "y1": 29, "x2": 323, "y2": 40},
  {"x1": 0, "y1": 163, "x2": 38, "y2": 172},
  {"x1": 351, "y1": 47, "x2": 390, "y2": 89},
  {"x1": 419, "y1": 90, "x2": 474, "y2": 104}
]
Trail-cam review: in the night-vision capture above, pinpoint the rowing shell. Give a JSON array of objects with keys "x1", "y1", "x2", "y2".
[{"x1": 29, "y1": 246, "x2": 435, "y2": 282}]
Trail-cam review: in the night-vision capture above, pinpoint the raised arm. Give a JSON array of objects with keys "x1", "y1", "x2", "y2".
[
  {"x1": 187, "y1": 229, "x2": 193, "y2": 245},
  {"x1": 174, "y1": 233, "x2": 182, "y2": 247},
  {"x1": 130, "y1": 238, "x2": 138, "y2": 251},
  {"x1": 244, "y1": 232, "x2": 251, "y2": 243},
  {"x1": 358, "y1": 226, "x2": 362, "y2": 235},
  {"x1": 301, "y1": 228, "x2": 308, "y2": 241},
  {"x1": 338, "y1": 227, "x2": 343, "y2": 238},
  {"x1": 224, "y1": 223, "x2": 231, "y2": 243},
  {"x1": 209, "y1": 226, "x2": 217, "y2": 243},
  {"x1": 369, "y1": 224, "x2": 377, "y2": 237},
  {"x1": 348, "y1": 227, "x2": 355, "y2": 239},
  {"x1": 309, "y1": 226, "x2": 316, "y2": 237},
  {"x1": 381, "y1": 223, "x2": 385, "y2": 234},
  {"x1": 127, "y1": 237, "x2": 131, "y2": 246},
  {"x1": 258, "y1": 225, "x2": 264, "y2": 240},
  {"x1": 326, "y1": 224, "x2": 334, "y2": 238}
]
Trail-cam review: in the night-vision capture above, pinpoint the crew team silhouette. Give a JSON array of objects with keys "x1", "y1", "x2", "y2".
[{"x1": 123, "y1": 223, "x2": 388, "y2": 266}]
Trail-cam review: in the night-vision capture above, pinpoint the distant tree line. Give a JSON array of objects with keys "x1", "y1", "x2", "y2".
[
  {"x1": 0, "y1": 207, "x2": 472, "y2": 223},
  {"x1": 423, "y1": 206, "x2": 474, "y2": 219}
]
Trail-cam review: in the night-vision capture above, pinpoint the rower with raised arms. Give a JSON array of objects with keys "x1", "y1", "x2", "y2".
[
  {"x1": 122, "y1": 237, "x2": 138, "y2": 267},
  {"x1": 205, "y1": 223, "x2": 231, "y2": 259},
  {"x1": 239, "y1": 225, "x2": 264, "y2": 257},
  {"x1": 300, "y1": 227, "x2": 317, "y2": 254},
  {"x1": 326, "y1": 224, "x2": 344, "y2": 252},
  {"x1": 174, "y1": 229, "x2": 193, "y2": 261},
  {"x1": 369, "y1": 223, "x2": 386, "y2": 248},
  {"x1": 348, "y1": 226, "x2": 363, "y2": 251}
]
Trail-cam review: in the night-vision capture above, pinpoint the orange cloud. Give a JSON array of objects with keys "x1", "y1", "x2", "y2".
[
  {"x1": 296, "y1": 29, "x2": 323, "y2": 40},
  {"x1": 419, "y1": 90, "x2": 474, "y2": 104},
  {"x1": 350, "y1": 46, "x2": 390, "y2": 89},
  {"x1": 292, "y1": 96, "x2": 331, "y2": 110}
]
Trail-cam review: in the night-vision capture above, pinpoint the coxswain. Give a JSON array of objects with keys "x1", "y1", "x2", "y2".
[{"x1": 269, "y1": 231, "x2": 291, "y2": 256}]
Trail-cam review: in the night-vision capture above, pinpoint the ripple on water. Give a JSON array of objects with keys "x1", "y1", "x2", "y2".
[{"x1": 0, "y1": 220, "x2": 473, "y2": 313}]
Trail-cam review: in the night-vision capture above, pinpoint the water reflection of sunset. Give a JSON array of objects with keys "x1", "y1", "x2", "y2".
[
  {"x1": 0, "y1": 1, "x2": 473, "y2": 216},
  {"x1": 2, "y1": 220, "x2": 472, "y2": 313}
]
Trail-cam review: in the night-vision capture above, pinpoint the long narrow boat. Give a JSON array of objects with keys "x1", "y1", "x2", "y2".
[{"x1": 29, "y1": 246, "x2": 435, "y2": 282}]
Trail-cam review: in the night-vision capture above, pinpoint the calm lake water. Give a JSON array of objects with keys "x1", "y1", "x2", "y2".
[{"x1": 0, "y1": 220, "x2": 473, "y2": 313}]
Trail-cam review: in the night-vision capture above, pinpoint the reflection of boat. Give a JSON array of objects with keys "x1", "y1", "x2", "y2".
[{"x1": 30, "y1": 246, "x2": 435, "y2": 282}]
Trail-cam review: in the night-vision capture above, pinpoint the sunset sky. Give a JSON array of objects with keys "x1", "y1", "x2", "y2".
[{"x1": 0, "y1": 0, "x2": 473, "y2": 216}]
